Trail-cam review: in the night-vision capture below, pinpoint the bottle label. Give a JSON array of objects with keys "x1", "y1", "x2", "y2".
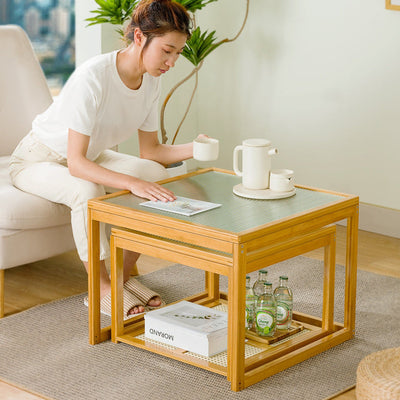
[
  {"x1": 245, "y1": 298, "x2": 255, "y2": 329},
  {"x1": 245, "y1": 309, "x2": 252, "y2": 329},
  {"x1": 256, "y1": 310, "x2": 275, "y2": 335},
  {"x1": 276, "y1": 301, "x2": 292, "y2": 327},
  {"x1": 277, "y1": 303, "x2": 289, "y2": 323}
]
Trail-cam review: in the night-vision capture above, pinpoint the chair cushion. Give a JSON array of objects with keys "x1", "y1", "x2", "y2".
[
  {"x1": 0, "y1": 156, "x2": 71, "y2": 230},
  {"x1": 0, "y1": 225, "x2": 75, "y2": 269}
]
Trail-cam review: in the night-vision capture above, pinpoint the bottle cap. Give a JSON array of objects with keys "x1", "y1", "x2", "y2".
[
  {"x1": 263, "y1": 282, "x2": 272, "y2": 286},
  {"x1": 279, "y1": 276, "x2": 288, "y2": 280}
]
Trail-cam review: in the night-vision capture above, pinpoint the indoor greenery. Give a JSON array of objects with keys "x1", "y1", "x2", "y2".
[{"x1": 87, "y1": 0, "x2": 249, "y2": 144}]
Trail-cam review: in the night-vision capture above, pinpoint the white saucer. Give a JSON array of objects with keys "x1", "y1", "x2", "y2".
[{"x1": 233, "y1": 184, "x2": 296, "y2": 200}]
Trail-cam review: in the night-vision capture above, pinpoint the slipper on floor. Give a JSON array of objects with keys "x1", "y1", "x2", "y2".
[
  {"x1": 83, "y1": 287, "x2": 146, "y2": 320},
  {"x1": 124, "y1": 278, "x2": 165, "y2": 310}
]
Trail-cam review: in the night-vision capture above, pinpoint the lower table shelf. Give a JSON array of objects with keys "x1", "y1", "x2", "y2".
[{"x1": 113, "y1": 300, "x2": 343, "y2": 379}]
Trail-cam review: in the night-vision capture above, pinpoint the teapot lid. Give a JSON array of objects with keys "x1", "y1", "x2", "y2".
[{"x1": 243, "y1": 138, "x2": 271, "y2": 147}]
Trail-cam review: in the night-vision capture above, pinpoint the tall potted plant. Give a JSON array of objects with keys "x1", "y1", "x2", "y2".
[{"x1": 86, "y1": 0, "x2": 249, "y2": 147}]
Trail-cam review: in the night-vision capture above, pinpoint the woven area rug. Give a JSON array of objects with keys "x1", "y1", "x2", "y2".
[{"x1": 0, "y1": 256, "x2": 399, "y2": 400}]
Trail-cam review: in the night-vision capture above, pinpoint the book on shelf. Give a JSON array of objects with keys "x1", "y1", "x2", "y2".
[{"x1": 144, "y1": 301, "x2": 227, "y2": 357}]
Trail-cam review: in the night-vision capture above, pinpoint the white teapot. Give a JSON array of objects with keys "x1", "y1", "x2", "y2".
[{"x1": 233, "y1": 138, "x2": 278, "y2": 190}]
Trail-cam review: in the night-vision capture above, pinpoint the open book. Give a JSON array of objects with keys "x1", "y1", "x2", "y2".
[{"x1": 140, "y1": 196, "x2": 221, "y2": 216}]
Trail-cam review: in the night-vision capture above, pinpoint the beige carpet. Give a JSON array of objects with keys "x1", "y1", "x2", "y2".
[{"x1": 0, "y1": 257, "x2": 399, "y2": 400}]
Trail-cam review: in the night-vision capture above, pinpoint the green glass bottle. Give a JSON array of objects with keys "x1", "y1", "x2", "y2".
[
  {"x1": 245, "y1": 275, "x2": 256, "y2": 330},
  {"x1": 252, "y1": 269, "x2": 268, "y2": 297},
  {"x1": 255, "y1": 282, "x2": 276, "y2": 337},
  {"x1": 274, "y1": 276, "x2": 293, "y2": 330}
]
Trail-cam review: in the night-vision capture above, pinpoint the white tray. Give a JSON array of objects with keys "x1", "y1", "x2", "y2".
[{"x1": 233, "y1": 184, "x2": 296, "y2": 200}]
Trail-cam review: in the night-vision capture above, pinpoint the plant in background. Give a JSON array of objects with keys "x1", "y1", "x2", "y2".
[
  {"x1": 87, "y1": 0, "x2": 250, "y2": 144},
  {"x1": 86, "y1": 0, "x2": 139, "y2": 36}
]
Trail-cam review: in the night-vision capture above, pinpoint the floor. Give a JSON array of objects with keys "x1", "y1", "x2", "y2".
[{"x1": 0, "y1": 225, "x2": 399, "y2": 399}]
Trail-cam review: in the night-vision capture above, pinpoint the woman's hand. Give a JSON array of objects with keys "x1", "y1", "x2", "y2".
[
  {"x1": 67, "y1": 129, "x2": 176, "y2": 202},
  {"x1": 128, "y1": 178, "x2": 176, "y2": 202},
  {"x1": 195, "y1": 133, "x2": 209, "y2": 141}
]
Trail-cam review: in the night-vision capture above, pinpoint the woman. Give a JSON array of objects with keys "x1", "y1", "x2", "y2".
[{"x1": 9, "y1": 0, "x2": 197, "y2": 318}]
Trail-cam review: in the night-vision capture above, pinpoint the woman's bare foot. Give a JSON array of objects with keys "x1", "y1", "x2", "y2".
[
  {"x1": 123, "y1": 278, "x2": 163, "y2": 309},
  {"x1": 100, "y1": 289, "x2": 145, "y2": 316},
  {"x1": 127, "y1": 304, "x2": 145, "y2": 315},
  {"x1": 147, "y1": 296, "x2": 162, "y2": 308}
]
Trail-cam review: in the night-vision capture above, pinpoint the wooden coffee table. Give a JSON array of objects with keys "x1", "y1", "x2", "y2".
[{"x1": 87, "y1": 168, "x2": 359, "y2": 391}]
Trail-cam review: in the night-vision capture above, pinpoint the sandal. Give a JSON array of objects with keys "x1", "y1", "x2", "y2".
[
  {"x1": 124, "y1": 278, "x2": 165, "y2": 310},
  {"x1": 84, "y1": 287, "x2": 145, "y2": 320}
]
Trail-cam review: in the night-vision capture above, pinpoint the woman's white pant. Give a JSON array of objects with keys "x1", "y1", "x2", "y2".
[{"x1": 8, "y1": 132, "x2": 169, "y2": 262}]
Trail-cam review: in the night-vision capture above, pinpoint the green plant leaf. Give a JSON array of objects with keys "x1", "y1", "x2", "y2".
[
  {"x1": 86, "y1": 0, "x2": 139, "y2": 27},
  {"x1": 174, "y1": 0, "x2": 218, "y2": 13},
  {"x1": 182, "y1": 27, "x2": 223, "y2": 66}
]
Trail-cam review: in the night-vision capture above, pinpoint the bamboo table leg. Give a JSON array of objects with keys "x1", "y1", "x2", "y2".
[
  {"x1": 205, "y1": 271, "x2": 220, "y2": 302},
  {"x1": 88, "y1": 210, "x2": 102, "y2": 345},
  {"x1": 344, "y1": 207, "x2": 359, "y2": 334},
  {"x1": 322, "y1": 230, "x2": 336, "y2": 332},
  {"x1": 229, "y1": 243, "x2": 247, "y2": 391},
  {"x1": 111, "y1": 235, "x2": 124, "y2": 343}
]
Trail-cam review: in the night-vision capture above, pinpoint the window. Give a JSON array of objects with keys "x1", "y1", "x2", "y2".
[{"x1": 1, "y1": 0, "x2": 75, "y2": 94}]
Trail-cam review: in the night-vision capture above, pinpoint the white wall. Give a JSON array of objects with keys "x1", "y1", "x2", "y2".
[
  {"x1": 194, "y1": 0, "x2": 400, "y2": 212},
  {"x1": 75, "y1": 0, "x2": 400, "y2": 235}
]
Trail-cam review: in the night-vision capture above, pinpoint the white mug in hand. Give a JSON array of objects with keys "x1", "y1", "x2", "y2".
[{"x1": 193, "y1": 137, "x2": 219, "y2": 161}]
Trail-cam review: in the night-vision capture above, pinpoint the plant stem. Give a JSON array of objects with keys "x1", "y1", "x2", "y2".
[
  {"x1": 216, "y1": 0, "x2": 250, "y2": 46},
  {"x1": 171, "y1": 68, "x2": 199, "y2": 145},
  {"x1": 160, "y1": 0, "x2": 249, "y2": 144},
  {"x1": 160, "y1": 61, "x2": 203, "y2": 144}
]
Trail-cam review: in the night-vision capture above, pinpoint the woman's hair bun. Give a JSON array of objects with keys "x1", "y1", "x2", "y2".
[{"x1": 125, "y1": 0, "x2": 191, "y2": 46}]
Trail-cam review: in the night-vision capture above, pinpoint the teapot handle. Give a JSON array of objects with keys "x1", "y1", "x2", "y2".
[{"x1": 233, "y1": 145, "x2": 243, "y2": 177}]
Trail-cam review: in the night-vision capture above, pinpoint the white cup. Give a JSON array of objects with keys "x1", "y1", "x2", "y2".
[
  {"x1": 193, "y1": 137, "x2": 219, "y2": 161},
  {"x1": 269, "y1": 169, "x2": 294, "y2": 192}
]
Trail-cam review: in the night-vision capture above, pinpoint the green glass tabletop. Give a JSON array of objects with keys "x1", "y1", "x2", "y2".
[{"x1": 103, "y1": 170, "x2": 344, "y2": 233}]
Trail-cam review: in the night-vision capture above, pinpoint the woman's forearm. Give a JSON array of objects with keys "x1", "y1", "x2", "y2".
[
  {"x1": 68, "y1": 155, "x2": 133, "y2": 190},
  {"x1": 140, "y1": 141, "x2": 193, "y2": 166},
  {"x1": 68, "y1": 155, "x2": 175, "y2": 201}
]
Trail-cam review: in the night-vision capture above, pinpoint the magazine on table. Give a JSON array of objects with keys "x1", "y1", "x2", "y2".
[{"x1": 140, "y1": 196, "x2": 221, "y2": 216}]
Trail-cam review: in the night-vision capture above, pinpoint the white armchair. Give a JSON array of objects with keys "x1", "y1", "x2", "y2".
[{"x1": 0, "y1": 25, "x2": 76, "y2": 317}]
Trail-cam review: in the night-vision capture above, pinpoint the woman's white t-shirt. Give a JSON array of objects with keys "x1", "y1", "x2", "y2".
[{"x1": 32, "y1": 50, "x2": 161, "y2": 161}]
